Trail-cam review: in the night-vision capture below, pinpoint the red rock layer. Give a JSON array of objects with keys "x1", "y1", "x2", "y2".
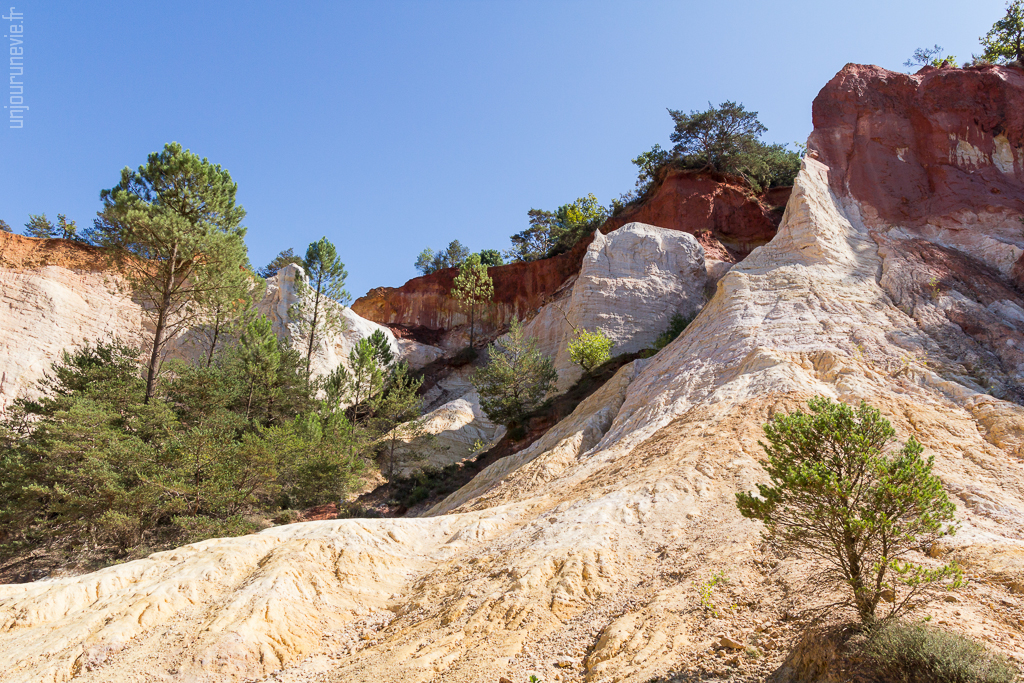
[
  {"x1": 353, "y1": 171, "x2": 789, "y2": 333},
  {"x1": 809, "y1": 63, "x2": 1024, "y2": 226},
  {"x1": 602, "y1": 168, "x2": 787, "y2": 260},
  {"x1": 352, "y1": 237, "x2": 592, "y2": 334},
  {"x1": 0, "y1": 231, "x2": 109, "y2": 272}
]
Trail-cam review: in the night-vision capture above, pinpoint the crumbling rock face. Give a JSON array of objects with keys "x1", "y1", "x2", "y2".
[
  {"x1": 6, "y1": 65, "x2": 1024, "y2": 683},
  {"x1": 521, "y1": 223, "x2": 707, "y2": 391},
  {"x1": 0, "y1": 249, "x2": 440, "y2": 412},
  {"x1": 810, "y1": 63, "x2": 1024, "y2": 402},
  {"x1": 811, "y1": 62, "x2": 1024, "y2": 283},
  {"x1": 0, "y1": 233, "x2": 144, "y2": 413},
  {"x1": 351, "y1": 172, "x2": 785, "y2": 337},
  {"x1": 602, "y1": 167, "x2": 787, "y2": 260},
  {"x1": 351, "y1": 237, "x2": 592, "y2": 336}
]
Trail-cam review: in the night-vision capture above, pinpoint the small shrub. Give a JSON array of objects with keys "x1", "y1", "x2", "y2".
[
  {"x1": 697, "y1": 571, "x2": 728, "y2": 616},
  {"x1": 653, "y1": 313, "x2": 694, "y2": 350},
  {"x1": 335, "y1": 502, "x2": 383, "y2": 519},
  {"x1": 568, "y1": 328, "x2": 613, "y2": 374},
  {"x1": 864, "y1": 621, "x2": 1017, "y2": 683},
  {"x1": 272, "y1": 509, "x2": 301, "y2": 525}
]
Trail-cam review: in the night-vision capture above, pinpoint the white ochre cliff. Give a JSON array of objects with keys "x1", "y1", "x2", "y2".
[{"x1": 3, "y1": 64, "x2": 1024, "y2": 682}]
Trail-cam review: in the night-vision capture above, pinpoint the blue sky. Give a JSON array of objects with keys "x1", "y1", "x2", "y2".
[{"x1": 0, "y1": 0, "x2": 1004, "y2": 299}]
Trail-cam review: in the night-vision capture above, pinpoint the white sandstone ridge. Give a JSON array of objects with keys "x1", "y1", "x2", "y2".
[
  {"x1": 0, "y1": 259, "x2": 443, "y2": 413},
  {"x1": 9, "y1": 155, "x2": 1024, "y2": 682},
  {"x1": 521, "y1": 222, "x2": 707, "y2": 391},
  {"x1": 258, "y1": 264, "x2": 443, "y2": 378}
]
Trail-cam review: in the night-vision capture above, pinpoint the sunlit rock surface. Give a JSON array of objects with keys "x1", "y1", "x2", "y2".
[{"x1": 4, "y1": 64, "x2": 1024, "y2": 683}]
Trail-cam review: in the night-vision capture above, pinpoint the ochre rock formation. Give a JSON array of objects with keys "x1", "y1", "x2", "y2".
[
  {"x1": 0, "y1": 233, "x2": 144, "y2": 413},
  {"x1": 5, "y1": 65, "x2": 1024, "y2": 683},
  {"x1": 521, "y1": 223, "x2": 708, "y2": 391},
  {"x1": 352, "y1": 237, "x2": 593, "y2": 336},
  {"x1": 0, "y1": 241, "x2": 439, "y2": 412},
  {"x1": 351, "y1": 171, "x2": 787, "y2": 334},
  {"x1": 602, "y1": 167, "x2": 787, "y2": 259}
]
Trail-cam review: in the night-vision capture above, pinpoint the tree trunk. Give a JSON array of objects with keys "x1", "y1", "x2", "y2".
[
  {"x1": 469, "y1": 302, "x2": 475, "y2": 348},
  {"x1": 305, "y1": 281, "x2": 322, "y2": 379},
  {"x1": 145, "y1": 243, "x2": 179, "y2": 404},
  {"x1": 206, "y1": 313, "x2": 221, "y2": 367},
  {"x1": 245, "y1": 376, "x2": 255, "y2": 420}
]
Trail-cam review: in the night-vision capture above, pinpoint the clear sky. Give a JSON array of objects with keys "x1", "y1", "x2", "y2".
[{"x1": 0, "y1": 0, "x2": 1005, "y2": 299}]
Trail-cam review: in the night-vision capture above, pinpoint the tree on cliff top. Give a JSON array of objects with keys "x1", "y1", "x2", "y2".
[
  {"x1": 97, "y1": 142, "x2": 249, "y2": 403},
  {"x1": 257, "y1": 248, "x2": 304, "y2": 279},
  {"x1": 979, "y1": 0, "x2": 1024, "y2": 64},
  {"x1": 415, "y1": 240, "x2": 473, "y2": 275},
  {"x1": 290, "y1": 236, "x2": 350, "y2": 379},
  {"x1": 506, "y1": 193, "x2": 608, "y2": 263},
  {"x1": 736, "y1": 397, "x2": 963, "y2": 626},
  {"x1": 904, "y1": 45, "x2": 958, "y2": 69},
  {"x1": 668, "y1": 101, "x2": 801, "y2": 193},
  {"x1": 451, "y1": 253, "x2": 494, "y2": 349},
  {"x1": 0, "y1": 219, "x2": 11, "y2": 233},
  {"x1": 23, "y1": 213, "x2": 56, "y2": 239}
]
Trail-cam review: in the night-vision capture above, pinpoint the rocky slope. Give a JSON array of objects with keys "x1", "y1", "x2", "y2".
[
  {"x1": 350, "y1": 171, "x2": 786, "y2": 340},
  {"x1": 3, "y1": 63, "x2": 1024, "y2": 683},
  {"x1": 0, "y1": 240, "x2": 442, "y2": 413}
]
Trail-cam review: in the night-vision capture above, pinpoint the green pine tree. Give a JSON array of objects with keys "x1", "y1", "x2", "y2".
[
  {"x1": 736, "y1": 397, "x2": 963, "y2": 626},
  {"x1": 452, "y1": 253, "x2": 494, "y2": 348},
  {"x1": 291, "y1": 237, "x2": 350, "y2": 378},
  {"x1": 470, "y1": 318, "x2": 557, "y2": 427},
  {"x1": 23, "y1": 213, "x2": 56, "y2": 239},
  {"x1": 371, "y1": 362, "x2": 428, "y2": 489},
  {"x1": 97, "y1": 142, "x2": 249, "y2": 403},
  {"x1": 979, "y1": 0, "x2": 1024, "y2": 63}
]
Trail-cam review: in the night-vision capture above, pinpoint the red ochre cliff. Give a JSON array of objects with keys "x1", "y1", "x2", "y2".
[
  {"x1": 0, "y1": 230, "x2": 110, "y2": 272},
  {"x1": 352, "y1": 171, "x2": 790, "y2": 334}
]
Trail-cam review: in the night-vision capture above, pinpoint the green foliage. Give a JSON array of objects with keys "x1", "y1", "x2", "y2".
[
  {"x1": 697, "y1": 571, "x2": 728, "y2": 617},
  {"x1": 257, "y1": 248, "x2": 304, "y2": 279},
  {"x1": 451, "y1": 253, "x2": 495, "y2": 347},
  {"x1": 371, "y1": 362, "x2": 428, "y2": 486},
  {"x1": 507, "y1": 193, "x2": 609, "y2": 262},
  {"x1": 905, "y1": 45, "x2": 959, "y2": 69},
  {"x1": 631, "y1": 143, "x2": 673, "y2": 196},
  {"x1": 96, "y1": 142, "x2": 249, "y2": 402},
  {"x1": 478, "y1": 248, "x2": 504, "y2": 267},
  {"x1": 470, "y1": 318, "x2": 558, "y2": 427},
  {"x1": 736, "y1": 397, "x2": 962, "y2": 625},
  {"x1": 0, "y1": 337, "x2": 367, "y2": 564},
  {"x1": 568, "y1": 328, "x2": 613, "y2": 374},
  {"x1": 669, "y1": 100, "x2": 765, "y2": 171},
  {"x1": 667, "y1": 101, "x2": 802, "y2": 192},
  {"x1": 653, "y1": 313, "x2": 694, "y2": 350},
  {"x1": 415, "y1": 240, "x2": 472, "y2": 275},
  {"x1": 236, "y1": 315, "x2": 282, "y2": 419},
  {"x1": 0, "y1": 219, "x2": 11, "y2": 233},
  {"x1": 863, "y1": 621, "x2": 1017, "y2": 683},
  {"x1": 292, "y1": 236, "x2": 350, "y2": 378},
  {"x1": 23, "y1": 213, "x2": 56, "y2": 239},
  {"x1": 979, "y1": 1, "x2": 1024, "y2": 64}
]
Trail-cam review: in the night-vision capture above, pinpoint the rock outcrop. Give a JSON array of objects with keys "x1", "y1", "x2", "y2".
[
  {"x1": 351, "y1": 172, "x2": 786, "y2": 337},
  {"x1": 0, "y1": 242, "x2": 440, "y2": 412},
  {"x1": 0, "y1": 233, "x2": 143, "y2": 413},
  {"x1": 351, "y1": 238, "x2": 593, "y2": 339},
  {"x1": 4, "y1": 64, "x2": 1024, "y2": 683},
  {"x1": 521, "y1": 223, "x2": 707, "y2": 390},
  {"x1": 602, "y1": 167, "x2": 788, "y2": 260}
]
